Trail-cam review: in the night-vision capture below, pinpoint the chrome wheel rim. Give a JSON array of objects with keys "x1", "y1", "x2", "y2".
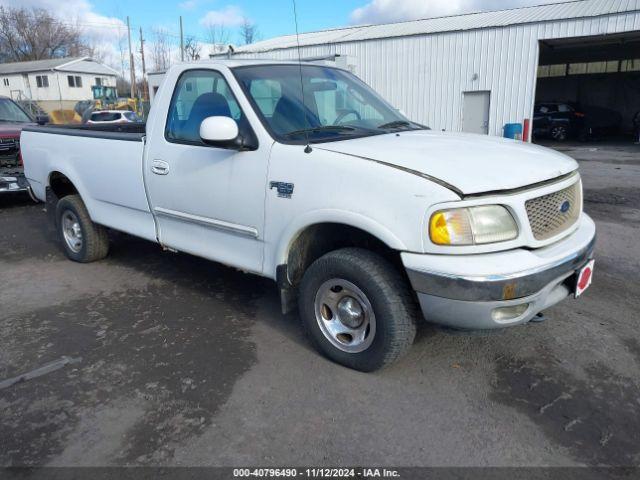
[
  {"x1": 61, "y1": 210, "x2": 83, "y2": 253},
  {"x1": 314, "y1": 278, "x2": 376, "y2": 353}
]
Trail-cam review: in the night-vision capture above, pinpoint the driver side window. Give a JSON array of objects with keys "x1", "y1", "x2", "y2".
[{"x1": 166, "y1": 69, "x2": 241, "y2": 144}]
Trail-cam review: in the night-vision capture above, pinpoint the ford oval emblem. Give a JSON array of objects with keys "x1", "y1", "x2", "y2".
[{"x1": 559, "y1": 200, "x2": 571, "y2": 213}]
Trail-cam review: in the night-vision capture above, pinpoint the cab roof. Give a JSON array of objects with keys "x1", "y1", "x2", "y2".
[{"x1": 149, "y1": 59, "x2": 342, "y2": 75}]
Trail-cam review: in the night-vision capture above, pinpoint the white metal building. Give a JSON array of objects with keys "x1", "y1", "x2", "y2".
[
  {"x1": 214, "y1": 0, "x2": 640, "y2": 139},
  {"x1": 0, "y1": 57, "x2": 118, "y2": 113}
]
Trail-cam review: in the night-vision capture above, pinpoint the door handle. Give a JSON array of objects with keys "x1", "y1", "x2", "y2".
[{"x1": 151, "y1": 160, "x2": 169, "y2": 175}]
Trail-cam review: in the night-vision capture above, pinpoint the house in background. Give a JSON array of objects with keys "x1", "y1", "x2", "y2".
[{"x1": 0, "y1": 57, "x2": 118, "y2": 113}]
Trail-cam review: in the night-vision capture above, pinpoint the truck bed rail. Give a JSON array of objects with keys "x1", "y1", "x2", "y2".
[{"x1": 22, "y1": 123, "x2": 145, "y2": 142}]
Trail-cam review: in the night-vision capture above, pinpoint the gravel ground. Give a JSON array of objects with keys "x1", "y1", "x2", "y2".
[{"x1": 0, "y1": 142, "x2": 639, "y2": 468}]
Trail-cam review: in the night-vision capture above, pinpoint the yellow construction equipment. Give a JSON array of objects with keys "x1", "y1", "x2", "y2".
[
  {"x1": 49, "y1": 110, "x2": 81, "y2": 124},
  {"x1": 91, "y1": 85, "x2": 137, "y2": 112}
]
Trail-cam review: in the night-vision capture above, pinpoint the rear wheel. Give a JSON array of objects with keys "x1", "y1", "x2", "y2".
[
  {"x1": 56, "y1": 194, "x2": 109, "y2": 262},
  {"x1": 298, "y1": 248, "x2": 417, "y2": 372},
  {"x1": 550, "y1": 125, "x2": 568, "y2": 141}
]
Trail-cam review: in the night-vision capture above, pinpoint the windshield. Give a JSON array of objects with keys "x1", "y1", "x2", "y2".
[
  {"x1": 233, "y1": 64, "x2": 423, "y2": 143},
  {"x1": 0, "y1": 98, "x2": 32, "y2": 123}
]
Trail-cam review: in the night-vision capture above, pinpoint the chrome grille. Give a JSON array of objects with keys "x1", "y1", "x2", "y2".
[{"x1": 525, "y1": 180, "x2": 581, "y2": 241}]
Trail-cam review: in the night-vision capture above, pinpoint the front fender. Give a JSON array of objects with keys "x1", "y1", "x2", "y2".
[{"x1": 269, "y1": 208, "x2": 407, "y2": 278}]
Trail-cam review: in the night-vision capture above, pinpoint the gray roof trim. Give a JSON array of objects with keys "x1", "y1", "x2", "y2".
[{"x1": 0, "y1": 57, "x2": 117, "y2": 76}]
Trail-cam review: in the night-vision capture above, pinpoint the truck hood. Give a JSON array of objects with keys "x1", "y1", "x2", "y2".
[{"x1": 316, "y1": 130, "x2": 578, "y2": 195}]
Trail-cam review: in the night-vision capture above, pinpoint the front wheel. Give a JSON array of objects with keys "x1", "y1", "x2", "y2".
[
  {"x1": 56, "y1": 194, "x2": 109, "y2": 263},
  {"x1": 298, "y1": 248, "x2": 417, "y2": 372}
]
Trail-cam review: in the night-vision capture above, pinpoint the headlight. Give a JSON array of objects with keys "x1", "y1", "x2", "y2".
[{"x1": 429, "y1": 205, "x2": 518, "y2": 246}]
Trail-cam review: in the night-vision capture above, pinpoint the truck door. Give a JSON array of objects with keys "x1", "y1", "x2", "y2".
[{"x1": 144, "y1": 68, "x2": 268, "y2": 274}]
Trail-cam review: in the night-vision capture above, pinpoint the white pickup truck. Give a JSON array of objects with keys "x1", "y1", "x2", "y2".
[{"x1": 22, "y1": 60, "x2": 596, "y2": 371}]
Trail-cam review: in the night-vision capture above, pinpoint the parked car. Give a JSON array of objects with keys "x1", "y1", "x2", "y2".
[
  {"x1": 86, "y1": 110, "x2": 141, "y2": 125},
  {"x1": 533, "y1": 102, "x2": 622, "y2": 141},
  {"x1": 22, "y1": 60, "x2": 596, "y2": 371},
  {"x1": 532, "y1": 102, "x2": 585, "y2": 141},
  {"x1": 0, "y1": 96, "x2": 46, "y2": 196}
]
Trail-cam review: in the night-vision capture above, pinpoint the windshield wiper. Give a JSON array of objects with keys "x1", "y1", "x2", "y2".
[
  {"x1": 377, "y1": 120, "x2": 415, "y2": 130},
  {"x1": 283, "y1": 125, "x2": 357, "y2": 137}
]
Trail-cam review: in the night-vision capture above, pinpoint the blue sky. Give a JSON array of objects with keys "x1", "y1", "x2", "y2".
[{"x1": 97, "y1": 0, "x2": 368, "y2": 45}]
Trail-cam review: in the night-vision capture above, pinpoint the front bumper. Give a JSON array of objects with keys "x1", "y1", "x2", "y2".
[{"x1": 402, "y1": 214, "x2": 596, "y2": 330}]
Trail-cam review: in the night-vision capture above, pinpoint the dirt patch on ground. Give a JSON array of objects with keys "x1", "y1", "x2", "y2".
[
  {"x1": 0, "y1": 222, "x2": 269, "y2": 466},
  {"x1": 492, "y1": 353, "x2": 640, "y2": 466}
]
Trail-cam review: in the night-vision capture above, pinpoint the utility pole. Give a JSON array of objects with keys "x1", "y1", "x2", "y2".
[
  {"x1": 179, "y1": 16, "x2": 185, "y2": 62},
  {"x1": 127, "y1": 16, "x2": 136, "y2": 99},
  {"x1": 139, "y1": 27, "x2": 148, "y2": 101}
]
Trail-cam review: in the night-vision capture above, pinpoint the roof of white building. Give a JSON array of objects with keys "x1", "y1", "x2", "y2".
[
  {"x1": 0, "y1": 57, "x2": 118, "y2": 76},
  {"x1": 228, "y1": 0, "x2": 640, "y2": 54}
]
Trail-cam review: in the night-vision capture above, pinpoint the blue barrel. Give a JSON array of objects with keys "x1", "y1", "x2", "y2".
[{"x1": 504, "y1": 123, "x2": 523, "y2": 140}]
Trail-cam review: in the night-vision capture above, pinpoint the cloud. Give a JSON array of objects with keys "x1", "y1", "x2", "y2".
[
  {"x1": 0, "y1": 0, "x2": 125, "y2": 39},
  {"x1": 199, "y1": 5, "x2": 245, "y2": 27},
  {"x1": 179, "y1": 0, "x2": 198, "y2": 10},
  {"x1": 179, "y1": 0, "x2": 213, "y2": 11},
  {"x1": 350, "y1": 0, "x2": 569, "y2": 25},
  {"x1": 0, "y1": 0, "x2": 127, "y2": 72}
]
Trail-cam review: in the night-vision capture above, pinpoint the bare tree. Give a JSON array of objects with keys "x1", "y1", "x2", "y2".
[
  {"x1": 183, "y1": 36, "x2": 201, "y2": 61},
  {"x1": 116, "y1": 76, "x2": 131, "y2": 96},
  {"x1": 238, "y1": 17, "x2": 259, "y2": 45},
  {"x1": 0, "y1": 6, "x2": 85, "y2": 62},
  {"x1": 205, "y1": 23, "x2": 230, "y2": 55},
  {"x1": 151, "y1": 28, "x2": 171, "y2": 72},
  {"x1": 69, "y1": 36, "x2": 106, "y2": 62}
]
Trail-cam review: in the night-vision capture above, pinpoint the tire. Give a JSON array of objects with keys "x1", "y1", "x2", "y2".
[
  {"x1": 298, "y1": 248, "x2": 417, "y2": 372},
  {"x1": 56, "y1": 194, "x2": 109, "y2": 263},
  {"x1": 550, "y1": 125, "x2": 568, "y2": 142}
]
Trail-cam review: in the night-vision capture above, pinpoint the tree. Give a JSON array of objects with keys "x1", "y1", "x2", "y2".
[
  {"x1": 70, "y1": 36, "x2": 106, "y2": 63},
  {"x1": 151, "y1": 28, "x2": 171, "y2": 72},
  {"x1": 239, "y1": 17, "x2": 259, "y2": 45},
  {"x1": 183, "y1": 36, "x2": 201, "y2": 61},
  {"x1": 116, "y1": 76, "x2": 131, "y2": 96},
  {"x1": 0, "y1": 6, "x2": 86, "y2": 62},
  {"x1": 205, "y1": 23, "x2": 230, "y2": 55}
]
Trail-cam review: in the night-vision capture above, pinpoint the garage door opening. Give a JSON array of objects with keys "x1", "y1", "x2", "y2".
[{"x1": 533, "y1": 31, "x2": 640, "y2": 145}]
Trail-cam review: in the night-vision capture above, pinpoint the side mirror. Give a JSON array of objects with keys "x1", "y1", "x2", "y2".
[
  {"x1": 199, "y1": 116, "x2": 240, "y2": 149},
  {"x1": 36, "y1": 114, "x2": 49, "y2": 125}
]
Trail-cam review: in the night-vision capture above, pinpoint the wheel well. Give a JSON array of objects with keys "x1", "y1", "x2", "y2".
[
  {"x1": 49, "y1": 171, "x2": 78, "y2": 199},
  {"x1": 285, "y1": 223, "x2": 403, "y2": 287}
]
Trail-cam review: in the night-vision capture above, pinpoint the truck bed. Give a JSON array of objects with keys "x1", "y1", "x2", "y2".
[
  {"x1": 21, "y1": 122, "x2": 157, "y2": 241},
  {"x1": 22, "y1": 123, "x2": 146, "y2": 142}
]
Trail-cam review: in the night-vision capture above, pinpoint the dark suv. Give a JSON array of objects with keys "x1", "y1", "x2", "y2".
[{"x1": 532, "y1": 102, "x2": 585, "y2": 141}]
